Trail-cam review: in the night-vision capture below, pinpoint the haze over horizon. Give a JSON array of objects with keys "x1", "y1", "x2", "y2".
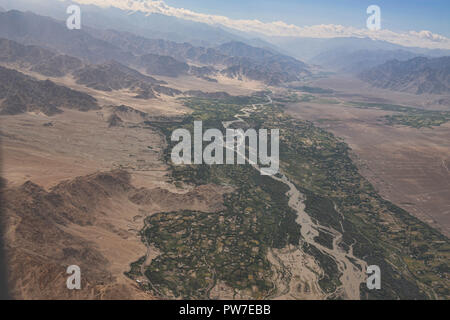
[{"x1": 56, "y1": 0, "x2": 450, "y2": 49}]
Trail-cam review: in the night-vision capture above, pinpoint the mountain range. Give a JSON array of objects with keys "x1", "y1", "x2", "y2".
[
  {"x1": 0, "y1": 0, "x2": 245, "y2": 46},
  {"x1": 359, "y1": 56, "x2": 450, "y2": 94},
  {"x1": 0, "y1": 66, "x2": 99, "y2": 115},
  {"x1": 0, "y1": 10, "x2": 310, "y2": 86},
  {"x1": 0, "y1": 37, "x2": 182, "y2": 98},
  {"x1": 1, "y1": 8, "x2": 449, "y2": 93},
  {"x1": 90, "y1": 28, "x2": 311, "y2": 85},
  {"x1": 310, "y1": 49, "x2": 421, "y2": 74}
]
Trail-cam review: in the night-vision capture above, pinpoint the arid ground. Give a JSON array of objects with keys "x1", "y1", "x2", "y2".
[
  {"x1": 0, "y1": 70, "x2": 260, "y2": 299},
  {"x1": 286, "y1": 76, "x2": 450, "y2": 236}
]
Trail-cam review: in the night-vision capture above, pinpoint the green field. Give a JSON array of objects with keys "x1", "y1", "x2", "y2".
[
  {"x1": 126, "y1": 94, "x2": 449, "y2": 299},
  {"x1": 349, "y1": 101, "x2": 450, "y2": 128}
]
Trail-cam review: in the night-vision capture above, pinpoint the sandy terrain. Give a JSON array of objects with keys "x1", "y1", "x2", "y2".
[
  {"x1": 286, "y1": 86, "x2": 450, "y2": 236},
  {"x1": 152, "y1": 74, "x2": 266, "y2": 96},
  {"x1": 0, "y1": 108, "x2": 165, "y2": 188},
  {"x1": 4, "y1": 64, "x2": 267, "y2": 116},
  {"x1": 310, "y1": 75, "x2": 450, "y2": 111},
  {"x1": 0, "y1": 65, "x2": 248, "y2": 299},
  {"x1": 0, "y1": 100, "x2": 165, "y2": 298},
  {"x1": 20, "y1": 69, "x2": 190, "y2": 116},
  {"x1": 2, "y1": 61, "x2": 447, "y2": 300},
  {"x1": 2, "y1": 168, "x2": 231, "y2": 299}
]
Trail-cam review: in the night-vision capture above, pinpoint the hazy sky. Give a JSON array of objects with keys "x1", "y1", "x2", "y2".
[
  {"x1": 164, "y1": 0, "x2": 450, "y2": 37},
  {"x1": 2, "y1": 0, "x2": 447, "y2": 49},
  {"x1": 65, "y1": 0, "x2": 450, "y2": 49}
]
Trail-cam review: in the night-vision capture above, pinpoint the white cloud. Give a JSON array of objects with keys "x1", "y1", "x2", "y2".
[{"x1": 71, "y1": 0, "x2": 450, "y2": 49}]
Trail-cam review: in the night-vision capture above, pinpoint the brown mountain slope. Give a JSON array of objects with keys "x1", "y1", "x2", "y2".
[
  {"x1": 73, "y1": 60, "x2": 164, "y2": 90},
  {"x1": 0, "y1": 38, "x2": 83, "y2": 77},
  {"x1": 73, "y1": 61, "x2": 182, "y2": 98},
  {"x1": 2, "y1": 170, "x2": 231, "y2": 299},
  {"x1": 30, "y1": 54, "x2": 83, "y2": 77},
  {"x1": 0, "y1": 66, "x2": 99, "y2": 115},
  {"x1": 0, "y1": 11, "x2": 311, "y2": 86},
  {"x1": 0, "y1": 39, "x2": 181, "y2": 99},
  {"x1": 0, "y1": 38, "x2": 55, "y2": 65},
  {"x1": 137, "y1": 54, "x2": 190, "y2": 77},
  {"x1": 0, "y1": 10, "x2": 133, "y2": 64},
  {"x1": 359, "y1": 56, "x2": 450, "y2": 94}
]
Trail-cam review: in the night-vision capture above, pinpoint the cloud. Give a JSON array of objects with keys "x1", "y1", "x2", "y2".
[{"x1": 71, "y1": 0, "x2": 450, "y2": 49}]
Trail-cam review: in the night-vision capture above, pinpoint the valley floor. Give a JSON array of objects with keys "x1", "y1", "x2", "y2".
[
  {"x1": 285, "y1": 75, "x2": 450, "y2": 236},
  {"x1": 1, "y1": 74, "x2": 449, "y2": 299}
]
